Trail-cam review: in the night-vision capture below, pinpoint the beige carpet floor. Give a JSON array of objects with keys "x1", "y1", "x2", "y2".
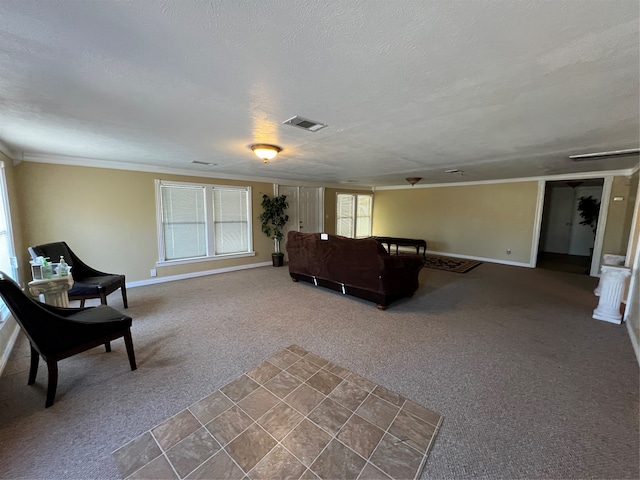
[{"x1": 0, "y1": 262, "x2": 638, "y2": 479}]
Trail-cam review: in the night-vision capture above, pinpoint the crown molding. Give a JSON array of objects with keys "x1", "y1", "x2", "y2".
[
  {"x1": 19, "y1": 151, "x2": 634, "y2": 192},
  {"x1": 374, "y1": 167, "x2": 638, "y2": 190},
  {"x1": 0, "y1": 141, "x2": 21, "y2": 164},
  {"x1": 20, "y1": 153, "x2": 373, "y2": 190}
]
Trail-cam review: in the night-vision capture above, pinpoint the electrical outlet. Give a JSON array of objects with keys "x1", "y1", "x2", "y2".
[
  {"x1": 150, "y1": 268, "x2": 157, "y2": 277},
  {"x1": 506, "y1": 249, "x2": 511, "y2": 255}
]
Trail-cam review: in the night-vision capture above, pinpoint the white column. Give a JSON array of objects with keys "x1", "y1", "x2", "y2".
[
  {"x1": 594, "y1": 254, "x2": 626, "y2": 296},
  {"x1": 593, "y1": 265, "x2": 631, "y2": 324},
  {"x1": 28, "y1": 276, "x2": 73, "y2": 307}
]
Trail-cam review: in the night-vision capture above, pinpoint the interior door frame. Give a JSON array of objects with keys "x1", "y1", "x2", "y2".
[{"x1": 531, "y1": 176, "x2": 612, "y2": 276}]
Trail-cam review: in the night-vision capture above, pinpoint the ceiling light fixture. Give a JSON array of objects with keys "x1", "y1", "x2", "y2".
[
  {"x1": 250, "y1": 144, "x2": 282, "y2": 163},
  {"x1": 405, "y1": 177, "x2": 422, "y2": 187},
  {"x1": 569, "y1": 148, "x2": 640, "y2": 161}
]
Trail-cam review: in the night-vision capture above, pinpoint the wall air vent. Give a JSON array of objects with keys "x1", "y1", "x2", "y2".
[{"x1": 283, "y1": 116, "x2": 327, "y2": 132}]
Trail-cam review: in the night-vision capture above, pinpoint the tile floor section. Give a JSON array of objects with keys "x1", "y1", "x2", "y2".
[{"x1": 113, "y1": 345, "x2": 443, "y2": 480}]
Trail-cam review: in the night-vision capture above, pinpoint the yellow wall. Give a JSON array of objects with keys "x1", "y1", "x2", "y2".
[
  {"x1": 601, "y1": 173, "x2": 639, "y2": 257},
  {"x1": 324, "y1": 187, "x2": 374, "y2": 235},
  {"x1": 372, "y1": 181, "x2": 540, "y2": 264},
  {"x1": 14, "y1": 162, "x2": 275, "y2": 282}
]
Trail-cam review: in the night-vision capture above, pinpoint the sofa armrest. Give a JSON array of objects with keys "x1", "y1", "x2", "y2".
[{"x1": 379, "y1": 255, "x2": 424, "y2": 293}]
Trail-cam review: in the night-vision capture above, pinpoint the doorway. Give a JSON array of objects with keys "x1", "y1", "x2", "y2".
[
  {"x1": 538, "y1": 179, "x2": 604, "y2": 274},
  {"x1": 276, "y1": 185, "x2": 324, "y2": 257}
]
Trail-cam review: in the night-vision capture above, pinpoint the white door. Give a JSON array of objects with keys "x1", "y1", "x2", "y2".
[
  {"x1": 568, "y1": 186, "x2": 602, "y2": 256},
  {"x1": 277, "y1": 185, "x2": 324, "y2": 258},
  {"x1": 299, "y1": 187, "x2": 322, "y2": 233},
  {"x1": 541, "y1": 186, "x2": 575, "y2": 254}
]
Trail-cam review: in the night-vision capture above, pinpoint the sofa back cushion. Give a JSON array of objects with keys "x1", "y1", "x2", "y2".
[{"x1": 286, "y1": 232, "x2": 386, "y2": 292}]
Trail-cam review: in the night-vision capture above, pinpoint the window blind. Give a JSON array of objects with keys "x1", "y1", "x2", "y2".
[
  {"x1": 161, "y1": 185, "x2": 206, "y2": 260},
  {"x1": 336, "y1": 194, "x2": 355, "y2": 237},
  {"x1": 355, "y1": 195, "x2": 372, "y2": 238},
  {"x1": 213, "y1": 188, "x2": 249, "y2": 255}
]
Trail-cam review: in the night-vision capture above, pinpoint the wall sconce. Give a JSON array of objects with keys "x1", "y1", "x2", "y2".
[{"x1": 251, "y1": 144, "x2": 282, "y2": 163}]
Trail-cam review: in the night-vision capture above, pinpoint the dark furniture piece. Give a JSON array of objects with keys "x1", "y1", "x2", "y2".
[
  {"x1": 0, "y1": 272, "x2": 136, "y2": 408},
  {"x1": 29, "y1": 241, "x2": 128, "y2": 308},
  {"x1": 371, "y1": 236, "x2": 427, "y2": 258},
  {"x1": 286, "y1": 232, "x2": 424, "y2": 309}
]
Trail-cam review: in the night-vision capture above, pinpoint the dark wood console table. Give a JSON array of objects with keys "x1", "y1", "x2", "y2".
[{"x1": 371, "y1": 236, "x2": 427, "y2": 258}]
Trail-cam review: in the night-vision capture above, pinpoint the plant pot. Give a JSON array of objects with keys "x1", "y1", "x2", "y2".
[{"x1": 272, "y1": 253, "x2": 284, "y2": 267}]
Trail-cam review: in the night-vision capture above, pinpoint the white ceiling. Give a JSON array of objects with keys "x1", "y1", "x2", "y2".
[{"x1": 0, "y1": 0, "x2": 638, "y2": 187}]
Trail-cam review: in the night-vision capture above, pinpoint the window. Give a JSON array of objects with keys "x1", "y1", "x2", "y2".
[
  {"x1": 0, "y1": 162, "x2": 18, "y2": 320},
  {"x1": 156, "y1": 180, "x2": 253, "y2": 264},
  {"x1": 336, "y1": 193, "x2": 373, "y2": 238},
  {"x1": 213, "y1": 188, "x2": 249, "y2": 255}
]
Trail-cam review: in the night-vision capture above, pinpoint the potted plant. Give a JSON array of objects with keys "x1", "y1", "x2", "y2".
[
  {"x1": 259, "y1": 194, "x2": 289, "y2": 267},
  {"x1": 577, "y1": 195, "x2": 601, "y2": 236}
]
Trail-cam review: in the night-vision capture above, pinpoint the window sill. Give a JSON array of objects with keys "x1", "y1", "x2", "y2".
[{"x1": 156, "y1": 251, "x2": 256, "y2": 267}]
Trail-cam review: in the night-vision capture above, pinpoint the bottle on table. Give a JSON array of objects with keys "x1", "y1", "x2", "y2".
[{"x1": 58, "y1": 256, "x2": 69, "y2": 277}]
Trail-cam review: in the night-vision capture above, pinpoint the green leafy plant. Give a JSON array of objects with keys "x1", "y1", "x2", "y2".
[
  {"x1": 577, "y1": 195, "x2": 601, "y2": 235},
  {"x1": 259, "y1": 194, "x2": 289, "y2": 254}
]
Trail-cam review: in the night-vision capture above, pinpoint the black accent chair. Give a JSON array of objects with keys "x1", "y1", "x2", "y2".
[
  {"x1": 0, "y1": 272, "x2": 136, "y2": 408},
  {"x1": 28, "y1": 241, "x2": 128, "y2": 308}
]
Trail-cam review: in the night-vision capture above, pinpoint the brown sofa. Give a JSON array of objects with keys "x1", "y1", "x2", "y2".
[{"x1": 286, "y1": 231, "x2": 424, "y2": 309}]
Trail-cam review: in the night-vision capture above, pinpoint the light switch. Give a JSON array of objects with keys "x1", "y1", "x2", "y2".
[{"x1": 613, "y1": 196, "x2": 624, "y2": 202}]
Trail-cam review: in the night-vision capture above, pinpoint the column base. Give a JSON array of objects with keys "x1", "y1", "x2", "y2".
[{"x1": 592, "y1": 309, "x2": 623, "y2": 324}]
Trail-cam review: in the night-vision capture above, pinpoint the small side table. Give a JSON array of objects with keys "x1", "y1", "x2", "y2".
[
  {"x1": 594, "y1": 254, "x2": 626, "y2": 296},
  {"x1": 592, "y1": 265, "x2": 631, "y2": 324},
  {"x1": 29, "y1": 275, "x2": 73, "y2": 307}
]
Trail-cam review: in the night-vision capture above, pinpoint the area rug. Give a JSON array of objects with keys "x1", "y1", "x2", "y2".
[
  {"x1": 113, "y1": 345, "x2": 443, "y2": 480},
  {"x1": 424, "y1": 254, "x2": 482, "y2": 273}
]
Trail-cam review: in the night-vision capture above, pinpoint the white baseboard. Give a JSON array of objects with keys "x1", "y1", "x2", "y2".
[
  {"x1": 126, "y1": 261, "x2": 272, "y2": 288},
  {"x1": 425, "y1": 250, "x2": 531, "y2": 268},
  {"x1": 627, "y1": 320, "x2": 640, "y2": 366},
  {"x1": 0, "y1": 319, "x2": 20, "y2": 377}
]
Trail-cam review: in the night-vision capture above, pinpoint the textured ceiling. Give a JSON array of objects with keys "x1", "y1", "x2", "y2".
[{"x1": 0, "y1": 0, "x2": 638, "y2": 186}]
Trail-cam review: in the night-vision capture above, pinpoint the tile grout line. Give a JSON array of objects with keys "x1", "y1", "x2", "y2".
[
  {"x1": 413, "y1": 415, "x2": 445, "y2": 480},
  {"x1": 358, "y1": 397, "x2": 407, "y2": 479},
  {"x1": 310, "y1": 385, "x2": 374, "y2": 478}
]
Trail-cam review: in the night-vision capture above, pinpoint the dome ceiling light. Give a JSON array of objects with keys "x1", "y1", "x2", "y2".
[
  {"x1": 251, "y1": 144, "x2": 282, "y2": 163},
  {"x1": 405, "y1": 177, "x2": 422, "y2": 187}
]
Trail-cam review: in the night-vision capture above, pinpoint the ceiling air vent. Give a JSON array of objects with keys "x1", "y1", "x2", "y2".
[
  {"x1": 283, "y1": 116, "x2": 327, "y2": 132},
  {"x1": 191, "y1": 160, "x2": 217, "y2": 166}
]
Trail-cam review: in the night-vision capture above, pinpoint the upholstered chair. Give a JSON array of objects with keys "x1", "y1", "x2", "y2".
[
  {"x1": 28, "y1": 241, "x2": 128, "y2": 308},
  {"x1": 0, "y1": 272, "x2": 136, "y2": 407}
]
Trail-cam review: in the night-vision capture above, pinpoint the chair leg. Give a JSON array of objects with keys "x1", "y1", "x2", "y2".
[
  {"x1": 80, "y1": 299, "x2": 85, "y2": 308},
  {"x1": 45, "y1": 360, "x2": 58, "y2": 408},
  {"x1": 100, "y1": 293, "x2": 108, "y2": 305},
  {"x1": 121, "y1": 284, "x2": 128, "y2": 308},
  {"x1": 124, "y1": 328, "x2": 137, "y2": 371},
  {"x1": 105, "y1": 341, "x2": 111, "y2": 352},
  {"x1": 28, "y1": 345, "x2": 39, "y2": 385}
]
